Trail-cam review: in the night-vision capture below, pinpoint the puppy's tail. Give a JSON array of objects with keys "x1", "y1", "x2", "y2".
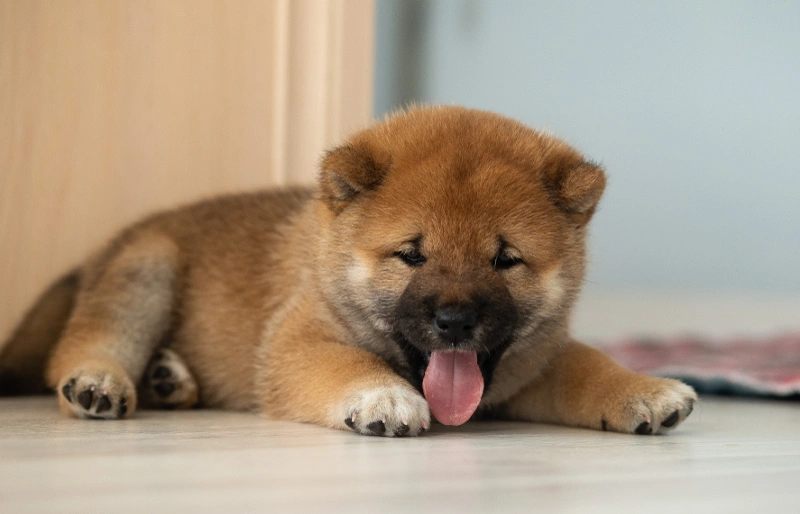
[{"x1": 0, "y1": 270, "x2": 80, "y2": 395}]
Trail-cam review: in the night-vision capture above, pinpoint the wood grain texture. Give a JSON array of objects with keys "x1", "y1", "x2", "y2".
[
  {"x1": 0, "y1": 0, "x2": 375, "y2": 345},
  {"x1": 0, "y1": 396, "x2": 798, "y2": 513},
  {"x1": 276, "y1": 0, "x2": 376, "y2": 186}
]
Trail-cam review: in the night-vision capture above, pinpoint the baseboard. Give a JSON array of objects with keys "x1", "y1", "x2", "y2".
[{"x1": 571, "y1": 288, "x2": 800, "y2": 342}]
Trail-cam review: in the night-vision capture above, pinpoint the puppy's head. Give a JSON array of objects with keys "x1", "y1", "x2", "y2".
[{"x1": 317, "y1": 106, "x2": 605, "y2": 423}]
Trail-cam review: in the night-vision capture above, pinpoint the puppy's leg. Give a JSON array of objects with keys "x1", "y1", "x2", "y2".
[
  {"x1": 46, "y1": 232, "x2": 179, "y2": 419},
  {"x1": 505, "y1": 340, "x2": 696, "y2": 434},
  {"x1": 139, "y1": 348, "x2": 199, "y2": 410},
  {"x1": 262, "y1": 304, "x2": 429, "y2": 437}
]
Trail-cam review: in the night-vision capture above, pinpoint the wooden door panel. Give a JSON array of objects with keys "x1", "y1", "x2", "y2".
[{"x1": 0, "y1": 0, "x2": 374, "y2": 343}]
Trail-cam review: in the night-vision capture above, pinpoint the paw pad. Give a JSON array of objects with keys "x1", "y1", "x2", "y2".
[
  {"x1": 59, "y1": 370, "x2": 133, "y2": 420},
  {"x1": 366, "y1": 420, "x2": 386, "y2": 435},
  {"x1": 141, "y1": 348, "x2": 199, "y2": 409},
  {"x1": 660, "y1": 410, "x2": 680, "y2": 428}
]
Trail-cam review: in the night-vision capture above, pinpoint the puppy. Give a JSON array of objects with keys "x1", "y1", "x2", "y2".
[{"x1": 0, "y1": 106, "x2": 696, "y2": 436}]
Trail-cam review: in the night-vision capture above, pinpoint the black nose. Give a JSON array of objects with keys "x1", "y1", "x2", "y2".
[{"x1": 434, "y1": 306, "x2": 477, "y2": 345}]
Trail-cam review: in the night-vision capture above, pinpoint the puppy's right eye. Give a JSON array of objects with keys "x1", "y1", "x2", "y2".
[
  {"x1": 493, "y1": 251, "x2": 522, "y2": 270},
  {"x1": 394, "y1": 249, "x2": 426, "y2": 267}
]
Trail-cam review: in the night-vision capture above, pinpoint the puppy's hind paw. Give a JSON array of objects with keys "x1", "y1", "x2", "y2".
[
  {"x1": 140, "y1": 348, "x2": 199, "y2": 410},
  {"x1": 59, "y1": 364, "x2": 136, "y2": 420}
]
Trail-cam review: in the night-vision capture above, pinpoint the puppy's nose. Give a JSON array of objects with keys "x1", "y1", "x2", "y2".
[{"x1": 434, "y1": 306, "x2": 477, "y2": 345}]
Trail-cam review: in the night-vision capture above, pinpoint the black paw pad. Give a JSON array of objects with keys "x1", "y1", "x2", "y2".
[
  {"x1": 77, "y1": 389, "x2": 94, "y2": 410},
  {"x1": 61, "y1": 379, "x2": 76, "y2": 403},
  {"x1": 366, "y1": 420, "x2": 386, "y2": 435},
  {"x1": 635, "y1": 421, "x2": 653, "y2": 435},
  {"x1": 344, "y1": 417, "x2": 355, "y2": 429},
  {"x1": 95, "y1": 395, "x2": 112, "y2": 413},
  {"x1": 661, "y1": 410, "x2": 680, "y2": 428},
  {"x1": 154, "y1": 383, "x2": 175, "y2": 397},
  {"x1": 152, "y1": 366, "x2": 172, "y2": 379},
  {"x1": 395, "y1": 423, "x2": 410, "y2": 437}
]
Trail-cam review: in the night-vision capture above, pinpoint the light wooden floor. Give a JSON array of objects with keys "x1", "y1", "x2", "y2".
[{"x1": 1, "y1": 396, "x2": 799, "y2": 513}]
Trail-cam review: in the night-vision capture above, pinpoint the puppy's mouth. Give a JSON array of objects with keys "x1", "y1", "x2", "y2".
[
  {"x1": 393, "y1": 335, "x2": 514, "y2": 426},
  {"x1": 389, "y1": 290, "x2": 520, "y2": 425},
  {"x1": 422, "y1": 350, "x2": 484, "y2": 426}
]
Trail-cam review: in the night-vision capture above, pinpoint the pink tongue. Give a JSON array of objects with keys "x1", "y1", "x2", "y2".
[{"x1": 422, "y1": 351, "x2": 484, "y2": 426}]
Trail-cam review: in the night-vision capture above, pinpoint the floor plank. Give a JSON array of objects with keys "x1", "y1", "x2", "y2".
[{"x1": 1, "y1": 397, "x2": 799, "y2": 513}]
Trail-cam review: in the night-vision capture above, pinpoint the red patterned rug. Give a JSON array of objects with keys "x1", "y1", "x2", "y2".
[{"x1": 600, "y1": 333, "x2": 800, "y2": 398}]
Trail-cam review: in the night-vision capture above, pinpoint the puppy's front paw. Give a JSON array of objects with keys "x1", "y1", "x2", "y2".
[
  {"x1": 342, "y1": 385, "x2": 430, "y2": 437},
  {"x1": 58, "y1": 364, "x2": 136, "y2": 419},
  {"x1": 604, "y1": 377, "x2": 697, "y2": 435}
]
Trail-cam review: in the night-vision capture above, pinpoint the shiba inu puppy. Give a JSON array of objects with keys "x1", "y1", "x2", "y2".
[{"x1": 0, "y1": 106, "x2": 696, "y2": 436}]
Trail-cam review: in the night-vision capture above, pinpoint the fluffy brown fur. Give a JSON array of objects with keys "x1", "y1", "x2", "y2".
[{"x1": 0, "y1": 106, "x2": 695, "y2": 435}]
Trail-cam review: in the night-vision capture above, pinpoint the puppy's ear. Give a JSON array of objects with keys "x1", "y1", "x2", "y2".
[
  {"x1": 319, "y1": 141, "x2": 391, "y2": 212},
  {"x1": 543, "y1": 161, "x2": 606, "y2": 225}
]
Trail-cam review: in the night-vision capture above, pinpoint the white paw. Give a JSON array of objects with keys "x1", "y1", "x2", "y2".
[
  {"x1": 341, "y1": 384, "x2": 430, "y2": 437},
  {"x1": 608, "y1": 378, "x2": 697, "y2": 435}
]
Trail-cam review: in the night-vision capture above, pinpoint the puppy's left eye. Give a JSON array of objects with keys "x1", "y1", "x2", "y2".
[
  {"x1": 493, "y1": 251, "x2": 523, "y2": 270},
  {"x1": 395, "y1": 249, "x2": 426, "y2": 267}
]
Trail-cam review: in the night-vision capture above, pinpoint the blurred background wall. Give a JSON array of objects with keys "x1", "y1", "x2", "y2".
[
  {"x1": 375, "y1": 0, "x2": 800, "y2": 296},
  {"x1": 1, "y1": 0, "x2": 797, "y2": 345}
]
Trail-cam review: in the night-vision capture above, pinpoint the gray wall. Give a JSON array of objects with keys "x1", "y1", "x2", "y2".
[{"x1": 375, "y1": 0, "x2": 800, "y2": 292}]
